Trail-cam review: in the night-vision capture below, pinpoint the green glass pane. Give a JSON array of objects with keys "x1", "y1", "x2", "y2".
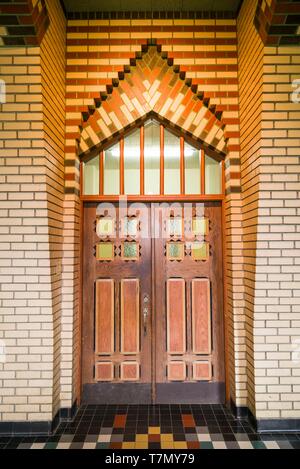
[
  {"x1": 205, "y1": 154, "x2": 222, "y2": 195},
  {"x1": 191, "y1": 242, "x2": 209, "y2": 261},
  {"x1": 96, "y1": 243, "x2": 114, "y2": 261},
  {"x1": 164, "y1": 129, "x2": 180, "y2": 195},
  {"x1": 84, "y1": 155, "x2": 99, "y2": 195},
  {"x1": 168, "y1": 243, "x2": 184, "y2": 260},
  {"x1": 185, "y1": 143, "x2": 201, "y2": 195},
  {"x1": 123, "y1": 218, "x2": 138, "y2": 237},
  {"x1": 123, "y1": 242, "x2": 138, "y2": 259},
  {"x1": 104, "y1": 142, "x2": 120, "y2": 195},
  {"x1": 144, "y1": 120, "x2": 160, "y2": 195},
  {"x1": 96, "y1": 218, "x2": 114, "y2": 237},
  {"x1": 124, "y1": 129, "x2": 140, "y2": 195},
  {"x1": 192, "y1": 218, "x2": 208, "y2": 236}
]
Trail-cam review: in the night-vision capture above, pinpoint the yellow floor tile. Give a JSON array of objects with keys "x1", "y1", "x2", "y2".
[
  {"x1": 173, "y1": 442, "x2": 188, "y2": 449},
  {"x1": 135, "y1": 442, "x2": 149, "y2": 449},
  {"x1": 148, "y1": 427, "x2": 160, "y2": 434},
  {"x1": 122, "y1": 443, "x2": 136, "y2": 449},
  {"x1": 161, "y1": 442, "x2": 174, "y2": 449},
  {"x1": 136, "y1": 434, "x2": 148, "y2": 442},
  {"x1": 161, "y1": 434, "x2": 174, "y2": 442}
]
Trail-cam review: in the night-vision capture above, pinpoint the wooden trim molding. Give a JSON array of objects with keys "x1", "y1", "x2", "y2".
[{"x1": 95, "y1": 279, "x2": 115, "y2": 355}]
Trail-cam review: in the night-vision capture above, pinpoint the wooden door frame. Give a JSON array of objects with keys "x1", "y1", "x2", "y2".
[{"x1": 77, "y1": 197, "x2": 230, "y2": 406}]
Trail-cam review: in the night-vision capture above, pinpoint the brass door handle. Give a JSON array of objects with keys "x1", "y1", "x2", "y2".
[
  {"x1": 143, "y1": 307, "x2": 148, "y2": 336},
  {"x1": 143, "y1": 294, "x2": 150, "y2": 336}
]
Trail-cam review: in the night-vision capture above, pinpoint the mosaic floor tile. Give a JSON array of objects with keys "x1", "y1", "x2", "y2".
[{"x1": 0, "y1": 405, "x2": 299, "y2": 450}]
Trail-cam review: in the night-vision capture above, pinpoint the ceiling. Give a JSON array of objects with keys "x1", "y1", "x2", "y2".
[{"x1": 62, "y1": 0, "x2": 242, "y2": 13}]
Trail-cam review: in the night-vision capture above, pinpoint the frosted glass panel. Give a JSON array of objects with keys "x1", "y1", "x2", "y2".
[
  {"x1": 205, "y1": 154, "x2": 222, "y2": 195},
  {"x1": 144, "y1": 120, "x2": 160, "y2": 195},
  {"x1": 164, "y1": 129, "x2": 180, "y2": 195},
  {"x1": 104, "y1": 142, "x2": 120, "y2": 195},
  {"x1": 84, "y1": 155, "x2": 99, "y2": 195},
  {"x1": 124, "y1": 129, "x2": 140, "y2": 195},
  {"x1": 185, "y1": 143, "x2": 200, "y2": 195}
]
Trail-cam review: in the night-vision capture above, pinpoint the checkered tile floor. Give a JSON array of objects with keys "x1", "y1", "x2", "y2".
[{"x1": 1, "y1": 405, "x2": 300, "y2": 449}]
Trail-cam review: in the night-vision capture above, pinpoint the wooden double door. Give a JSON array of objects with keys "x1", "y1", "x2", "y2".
[{"x1": 82, "y1": 202, "x2": 225, "y2": 404}]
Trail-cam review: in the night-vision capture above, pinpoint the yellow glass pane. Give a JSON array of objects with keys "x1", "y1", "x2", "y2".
[
  {"x1": 191, "y1": 242, "x2": 209, "y2": 261},
  {"x1": 96, "y1": 243, "x2": 114, "y2": 261},
  {"x1": 192, "y1": 218, "x2": 208, "y2": 237},
  {"x1": 96, "y1": 218, "x2": 114, "y2": 237}
]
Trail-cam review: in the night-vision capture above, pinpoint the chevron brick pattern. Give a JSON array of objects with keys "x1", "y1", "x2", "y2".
[
  {"x1": 78, "y1": 45, "x2": 227, "y2": 159},
  {"x1": 65, "y1": 17, "x2": 240, "y2": 197}
]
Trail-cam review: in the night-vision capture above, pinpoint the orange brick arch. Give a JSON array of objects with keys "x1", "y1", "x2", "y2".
[{"x1": 78, "y1": 44, "x2": 227, "y2": 159}]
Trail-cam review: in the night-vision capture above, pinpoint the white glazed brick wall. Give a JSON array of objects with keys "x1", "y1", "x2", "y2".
[
  {"x1": 0, "y1": 0, "x2": 66, "y2": 423},
  {"x1": 238, "y1": 0, "x2": 300, "y2": 419},
  {"x1": 255, "y1": 45, "x2": 300, "y2": 419}
]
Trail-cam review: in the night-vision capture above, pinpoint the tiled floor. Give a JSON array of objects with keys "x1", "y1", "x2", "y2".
[{"x1": 1, "y1": 405, "x2": 300, "y2": 450}]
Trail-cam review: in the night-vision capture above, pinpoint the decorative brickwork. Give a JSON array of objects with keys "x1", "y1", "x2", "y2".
[
  {"x1": 78, "y1": 44, "x2": 227, "y2": 159},
  {"x1": 254, "y1": 0, "x2": 300, "y2": 46},
  {"x1": 0, "y1": 0, "x2": 49, "y2": 47},
  {"x1": 64, "y1": 15, "x2": 242, "y2": 416}
]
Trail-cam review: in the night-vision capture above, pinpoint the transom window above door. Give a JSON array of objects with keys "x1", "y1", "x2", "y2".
[{"x1": 82, "y1": 119, "x2": 224, "y2": 199}]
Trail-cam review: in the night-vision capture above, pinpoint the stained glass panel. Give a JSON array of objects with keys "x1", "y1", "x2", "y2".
[
  {"x1": 122, "y1": 242, "x2": 139, "y2": 260},
  {"x1": 96, "y1": 243, "x2": 114, "y2": 261},
  {"x1": 121, "y1": 217, "x2": 139, "y2": 238},
  {"x1": 167, "y1": 218, "x2": 183, "y2": 238},
  {"x1": 167, "y1": 242, "x2": 185, "y2": 261},
  {"x1": 191, "y1": 242, "x2": 209, "y2": 261},
  {"x1": 192, "y1": 218, "x2": 208, "y2": 237},
  {"x1": 96, "y1": 218, "x2": 114, "y2": 237}
]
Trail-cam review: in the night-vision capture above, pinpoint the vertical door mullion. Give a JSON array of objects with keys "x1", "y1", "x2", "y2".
[
  {"x1": 120, "y1": 138, "x2": 124, "y2": 195},
  {"x1": 180, "y1": 137, "x2": 185, "y2": 195},
  {"x1": 160, "y1": 124, "x2": 164, "y2": 195},
  {"x1": 140, "y1": 126, "x2": 145, "y2": 196}
]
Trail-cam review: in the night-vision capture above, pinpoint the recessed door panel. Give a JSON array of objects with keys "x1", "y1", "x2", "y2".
[
  {"x1": 167, "y1": 279, "x2": 186, "y2": 355},
  {"x1": 121, "y1": 279, "x2": 140, "y2": 354}
]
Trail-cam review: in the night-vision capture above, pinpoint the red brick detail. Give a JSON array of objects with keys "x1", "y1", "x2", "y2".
[
  {"x1": 0, "y1": 0, "x2": 49, "y2": 46},
  {"x1": 78, "y1": 45, "x2": 227, "y2": 158},
  {"x1": 254, "y1": 0, "x2": 300, "y2": 46}
]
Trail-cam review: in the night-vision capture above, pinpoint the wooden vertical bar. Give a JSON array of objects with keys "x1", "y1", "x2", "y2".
[
  {"x1": 201, "y1": 149, "x2": 205, "y2": 196},
  {"x1": 140, "y1": 126, "x2": 145, "y2": 196},
  {"x1": 99, "y1": 151, "x2": 104, "y2": 196},
  {"x1": 160, "y1": 124, "x2": 164, "y2": 195},
  {"x1": 180, "y1": 137, "x2": 185, "y2": 195},
  {"x1": 120, "y1": 138, "x2": 125, "y2": 195}
]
